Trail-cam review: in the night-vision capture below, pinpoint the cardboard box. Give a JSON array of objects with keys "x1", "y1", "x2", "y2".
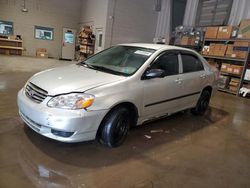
[
  {"x1": 229, "y1": 86, "x2": 238, "y2": 92},
  {"x1": 217, "y1": 26, "x2": 233, "y2": 39},
  {"x1": 238, "y1": 19, "x2": 250, "y2": 39},
  {"x1": 8, "y1": 35, "x2": 16, "y2": 40},
  {"x1": 219, "y1": 45, "x2": 227, "y2": 56},
  {"x1": 81, "y1": 38, "x2": 93, "y2": 45},
  {"x1": 80, "y1": 32, "x2": 89, "y2": 38},
  {"x1": 82, "y1": 25, "x2": 92, "y2": 34},
  {"x1": 233, "y1": 41, "x2": 249, "y2": 59},
  {"x1": 80, "y1": 45, "x2": 87, "y2": 51},
  {"x1": 180, "y1": 36, "x2": 195, "y2": 45},
  {"x1": 236, "y1": 51, "x2": 248, "y2": 59},
  {"x1": 221, "y1": 63, "x2": 230, "y2": 72},
  {"x1": 213, "y1": 44, "x2": 227, "y2": 56},
  {"x1": 208, "y1": 43, "x2": 216, "y2": 56},
  {"x1": 226, "y1": 66, "x2": 233, "y2": 73},
  {"x1": 229, "y1": 78, "x2": 240, "y2": 85},
  {"x1": 221, "y1": 64, "x2": 243, "y2": 75},
  {"x1": 229, "y1": 81, "x2": 239, "y2": 87},
  {"x1": 232, "y1": 65, "x2": 243, "y2": 75},
  {"x1": 180, "y1": 36, "x2": 189, "y2": 45},
  {"x1": 205, "y1": 27, "x2": 219, "y2": 39},
  {"x1": 36, "y1": 48, "x2": 48, "y2": 58},
  {"x1": 225, "y1": 44, "x2": 234, "y2": 57},
  {"x1": 234, "y1": 41, "x2": 249, "y2": 47}
]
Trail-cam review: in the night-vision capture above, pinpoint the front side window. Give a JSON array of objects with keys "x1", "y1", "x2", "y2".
[
  {"x1": 151, "y1": 52, "x2": 179, "y2": 76},
  {"x1": 80, "y1": 46, "x2": 156, "y2": 76},
  {"x1": 181, "y1": 54, "x2": 204, "y2": 73}
]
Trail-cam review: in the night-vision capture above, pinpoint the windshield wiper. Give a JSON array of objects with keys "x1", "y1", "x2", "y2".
[
  {"x1": 77, "y1": 61, "x2": 97, "y2": 70},
  {"x1": 77, "y1": 62, "x2": 126, "y2": 76},
  {"x1": 91, "y1": 65, "x2": 126, "y2": 76}
]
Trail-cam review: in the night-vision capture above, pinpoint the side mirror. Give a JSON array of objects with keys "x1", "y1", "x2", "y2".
[{"x1": 143, "y1": 69, "x2": 165, "y2": 80}]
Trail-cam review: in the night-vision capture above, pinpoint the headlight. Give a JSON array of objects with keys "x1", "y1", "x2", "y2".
[{"x1": 47, "y1": 93, "x2": 94, "y2": 110}]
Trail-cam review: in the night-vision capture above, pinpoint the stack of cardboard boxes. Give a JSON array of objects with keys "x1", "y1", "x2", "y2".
[
  {"x1": 208, "y1": 43, "x2": 227, "y2": 56},
  {"x1": 79, "y1": 25, "x2": 95, "y2": 55},
  {"x1": 229, "y1": 78, "x2": 241, "y2": 92},
  {"x1": 203, "y1": 19, "x2": 250, "y2": 94},
  {"x1": 220, "y1": 63, "x2": 244, "y2": 75},
  {"x1": 202, "y1": 19, "x2": 250, "y2": 59}
]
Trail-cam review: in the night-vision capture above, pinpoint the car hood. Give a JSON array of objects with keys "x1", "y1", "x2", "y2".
[{"x1": 29, "y1": 64, "x2": 126, "y2": 96}]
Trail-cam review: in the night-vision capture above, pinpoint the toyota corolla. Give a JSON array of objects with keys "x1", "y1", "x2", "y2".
[{"x1": 17, "y1": 43, "x2": 217, "y2": 147}]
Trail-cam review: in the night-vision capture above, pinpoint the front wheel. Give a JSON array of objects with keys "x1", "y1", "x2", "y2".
[
  {"x1": 97, "y1": 107, "x2": 131, "y2": 148},
  {"x1": 191, "y1": 90, "x2": 211, "y2": 116}
]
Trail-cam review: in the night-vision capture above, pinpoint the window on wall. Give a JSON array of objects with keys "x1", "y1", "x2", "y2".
[
  {"x1": 171, "y1": 0, "x2": 187, "y2": 31},
  {"x1": 196, "y1": 0, "x2": 233, "y2": 26},
  {"x1": 0, "y1": 20, "x2": 13, "y2": 35},
  {"x1": 35, "y1": 26, "x2": 53, "y2": 40}
]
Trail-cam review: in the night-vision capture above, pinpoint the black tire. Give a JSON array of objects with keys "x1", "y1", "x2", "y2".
[
  {"x1": 97, "y1": 107, "x2": 131, "y2": 148},
  {"x1": 191, "y1": 90, "x2": 211, "y2": 116}
]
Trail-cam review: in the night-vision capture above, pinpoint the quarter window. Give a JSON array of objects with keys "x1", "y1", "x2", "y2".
[
  {"x1": 151, "y1": 53, "x2": 179, "y2": 76},
  {"x1": 181, "y1": 54, "x2": 204, "y2": 73}
]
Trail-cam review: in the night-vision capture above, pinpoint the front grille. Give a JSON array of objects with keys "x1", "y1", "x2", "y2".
[{"x1": 25, "y1": 82, "x2": 48, "y2": 103}]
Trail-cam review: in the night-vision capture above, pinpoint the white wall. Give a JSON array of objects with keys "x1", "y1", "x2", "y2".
[
  {"x1": 105, "y1": 0, "x2": 158, "y2": 47},
  {"x1": 0, "y1": 0, "x2": 82, "y2": 58},
  {"x1": 80, "y1": 0, "x2": 109, "y2": 48},
  {"x1": 155, "y1": 0, "x2": 171, "y2": 40}
]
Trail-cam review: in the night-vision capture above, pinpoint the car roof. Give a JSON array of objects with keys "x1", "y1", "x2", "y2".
[{"x1": 119, "y1": 43, "x2": 195, "y2": 52}]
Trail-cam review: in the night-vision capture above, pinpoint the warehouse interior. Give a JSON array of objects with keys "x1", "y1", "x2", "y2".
[{"x1": 0, "y1": 0, "x2": 250, "y2": 187}]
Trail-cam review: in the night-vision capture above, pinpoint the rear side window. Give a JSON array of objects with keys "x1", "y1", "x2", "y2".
[
  {"x1": 151, "y1": 53, "x2": 179, "y2": 76},
  {"x1": 181, "y1": 54, "x2": 204, "y2": 73}
]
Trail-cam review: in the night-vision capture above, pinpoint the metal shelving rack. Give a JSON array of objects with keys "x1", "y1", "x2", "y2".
[{"x1": 202, "y1": 38, "x2": 250, "y2": 96}]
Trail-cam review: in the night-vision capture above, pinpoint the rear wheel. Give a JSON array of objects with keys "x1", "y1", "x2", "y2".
[
  {"x1": 191, "y1": 90, "x2": 211, "y2": 115},
  {"x1": 97, "y1": 107, "x2": 131, "y2": 148}
]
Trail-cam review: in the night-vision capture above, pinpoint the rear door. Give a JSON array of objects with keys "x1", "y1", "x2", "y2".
[{"x1": 178, "y1": 51, "x2": 207, "y2": 108}]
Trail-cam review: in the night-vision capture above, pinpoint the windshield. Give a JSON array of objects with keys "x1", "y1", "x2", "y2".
[{"x1": 79, "y1": 46, "x2": 156, "y2": 76}]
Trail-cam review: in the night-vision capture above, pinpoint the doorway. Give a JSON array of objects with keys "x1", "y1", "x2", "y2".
[{"x1": 62, "y1": 28, "x2": 76, "y2": 60}]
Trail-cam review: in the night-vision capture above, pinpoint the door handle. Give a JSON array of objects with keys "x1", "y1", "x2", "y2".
[
  {"x1": 175, "y1": 78, "x2": 183, "y2": 84},
  {"x1": 200, "y1": 74, "x2": 206, "y2": 79}
]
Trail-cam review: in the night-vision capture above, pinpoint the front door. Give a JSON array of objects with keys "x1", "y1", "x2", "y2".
[
  {"x1": 62, "y1": 28, "x2": 76, "y2": 60},
  {"x1": 142, "y1": 52, "x2": 184, "y2": 120}
]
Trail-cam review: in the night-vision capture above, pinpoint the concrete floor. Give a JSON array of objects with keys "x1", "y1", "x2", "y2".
[{"x1": 0, "y1": 55, "x2": 250, "y2": 188}]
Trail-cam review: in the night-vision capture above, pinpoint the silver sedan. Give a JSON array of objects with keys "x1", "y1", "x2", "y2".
[{"x1": 17, "y1": 43, "x2": 217, "y2": 147}]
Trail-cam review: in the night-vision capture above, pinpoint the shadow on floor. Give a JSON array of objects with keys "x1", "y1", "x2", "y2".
[{"x1": 20, "y1": 106, "x2": 228, "y2": 169}]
